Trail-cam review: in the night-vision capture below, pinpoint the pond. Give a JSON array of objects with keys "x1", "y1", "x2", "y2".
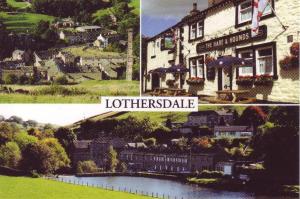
[{"x1": 58, "y1": 176, "x2": 290, "y2": 199}]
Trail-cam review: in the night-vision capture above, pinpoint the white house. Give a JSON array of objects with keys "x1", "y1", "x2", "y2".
[{"x1": 144, "y1": 0, "x2": 300, "y2": 103}]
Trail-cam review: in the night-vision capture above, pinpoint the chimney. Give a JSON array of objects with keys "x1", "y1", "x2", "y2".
[
  {"x1": 126, "y1": 28, "x2": 133, "y2": 81},
  {"x1": 190, "y1": 2, "x2": 200, "y2": 15},
  {"x1": 193, "y1": 3, "x2": 197, "y2": 10},
  {"x1": 208, "y1": 0, "x2": 223, "y2": 7}
]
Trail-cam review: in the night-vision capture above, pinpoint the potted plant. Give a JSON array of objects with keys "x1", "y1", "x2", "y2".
[
  {"x1": 254, "y1": 74, "x2": 274, "y2": 86},
  {"x1": 280, "y1": 56, "x2": 299, "y2": 72},
  {"x1": 290, "y1": 42, "x2": 299, "y2": 57},
  {"x1": 186, "y1": 77, "x2": 205, "y2": 85},
  {"x1": 236, "y1": 76, "x2": 254, "y2": 86}
]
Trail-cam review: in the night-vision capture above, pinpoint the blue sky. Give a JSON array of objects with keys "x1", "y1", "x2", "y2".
[{"x1": 141, "y1": 0, "x2": 208, "y2": 37}]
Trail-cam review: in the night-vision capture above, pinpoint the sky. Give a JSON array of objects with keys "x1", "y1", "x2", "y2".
[
  {"x1": 0, "y1": 105, "x2": 106, "y2": 126},
  {"x1": 141, "y1": 0, "x2": 208, "y2": 37}
]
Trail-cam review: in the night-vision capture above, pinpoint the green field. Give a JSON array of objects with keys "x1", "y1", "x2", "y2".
[
  {"x1": 0, "y1": 175, "x2": 151, "y2": 199},
  {"x1": 0, "y1": 80, "x2": 139, "y2": 103},
  {"x1": 0, "y1": 12, "x2": 55, "y2": 33},
  {"x1": 7, "y1": 0, "x2": 31, "y2": 10}
]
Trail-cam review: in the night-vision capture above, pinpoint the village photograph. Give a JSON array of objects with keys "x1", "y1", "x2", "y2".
[
  {"x1": 0, "y1": 105, "x2": 298, "y2": 198},
  {"x1": 0, "y1": 0, "x2": 140, "y2": 103},
  {"x1": 142, "y1": 0, "x2": 299, "y2": 104}
]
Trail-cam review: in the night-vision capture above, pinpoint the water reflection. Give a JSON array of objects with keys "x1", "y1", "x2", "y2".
[{"x1": 58, "y1": 176, "x2": 290, "y2": 199}]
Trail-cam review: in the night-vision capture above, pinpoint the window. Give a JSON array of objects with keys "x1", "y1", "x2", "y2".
[
  {"x1": 190, "y1": 21, "x2": 204, "y2": 41},
  {"x1": 238, "y1": 0, "x2": 252, "y2": 23},
  {"x1": 197, "y1": 22, "x2": 203, "y2": 38},
  {"x1": 256, "y1": 47, "x2": 273, "y2": 75},
  {"x1": 190, "y1": 24, "x2": 196, "y2": 40},
  {"x1": 189, "y1": 56, "x2": 204, "y2": 78},
  {"x1": 237, "y1": 0, "x2": 273, "y2": 25},
  {"x1": 152, "y1": 42, "x2": 155, "y2": 56},
  {"x1": 190, "y1": 59, "x2": 197, "y2": 77},
  {"x1": 238, "y1": 50, "x2": 254, "y2": 76}
]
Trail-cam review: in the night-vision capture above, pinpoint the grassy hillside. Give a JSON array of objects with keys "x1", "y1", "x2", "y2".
[
  {"x1": 0, "y1": 12, "x2": 55, "y2": 33},
  {"x1": 0, "y1": 175, "x2": 151, "y2": 199},
  {"x1": 7, "y1": 0, "x2": 31, "y2": 10},
  {"x1": 0, "y1": 80, "x2": 139, "y2": 103}
]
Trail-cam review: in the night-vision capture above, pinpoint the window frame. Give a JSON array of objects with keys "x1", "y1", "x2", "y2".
[
  {"x1": 189, "y1": 20, "x2": 204, "y2": 42},
  {"x1": 235, "y1": 0, "x2": 275, "y2": 28},
  {"x1": 238, "y1": 50, "x2": 254, "y2": 77},
  {"x1": 235, "y1": 41, "x2": 277, "y2": 79},
  {"x1": 256, "y1": 46, "x2": 274, "y2": 76},
  {"x1": 189, "y1": 55, "x2": 205, "y2": 78}
]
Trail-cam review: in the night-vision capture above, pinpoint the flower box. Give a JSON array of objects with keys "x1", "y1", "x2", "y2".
[
  {"x1": 186, "y1": 77, "x2": 205, "y2": 85},
  {"x1": 236, "y1": 76, "x2": 254, "y2": 86},
  {"x1": 254, "y1": 75, "x2": 274, "y2": 86},
  {"x1": 290, "y1": 42, "x2": 299, "y2": 57}
]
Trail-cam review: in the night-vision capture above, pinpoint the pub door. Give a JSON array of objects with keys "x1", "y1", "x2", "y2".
[
  {"x1": 151, "y1": 73, "x2": 160, "y2": 90},
  {"x1": 218, "y1": 67, "x2": 233, "y2": 91}
]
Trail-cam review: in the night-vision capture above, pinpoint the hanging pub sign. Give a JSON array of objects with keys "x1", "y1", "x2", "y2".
[{"x1": 196, "y1": 25, "x2": 267, "y2": 53}]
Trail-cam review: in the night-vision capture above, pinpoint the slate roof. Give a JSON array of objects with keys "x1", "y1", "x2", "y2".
[
  {"x1": 214, "y1": 125, "x2": 253, "y2": 132},
  {"x1": 74, "y1": 140, "x2": 92, "y2": 149}
]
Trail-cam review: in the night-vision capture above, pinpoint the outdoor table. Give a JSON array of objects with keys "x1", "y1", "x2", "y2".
[
  {"x1": 165, "y1": 88, "x2": 186, "y2": 96},
  {"x1": 215, "y1": 90, "x2": 250, "y2": 103},
  {"x1": 151, "y1": 88, "x2": 168, "y2": 96}
]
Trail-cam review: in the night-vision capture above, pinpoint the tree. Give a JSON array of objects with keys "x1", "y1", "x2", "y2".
[
  {"x1": 54, "y1": 127, "x2": 76, "y2": 155},
  {"x1": 239, "y1": 106, "x2": 267, "y2": 135},
  {"x1": 77, "y1": 160, "x2": 98, "y2": 174},
  {"x1": 0, "y1": 122, "x2": 16, "y2": 145},
  {"x1": 252, "y1": 107, "x2": 299, "y2": 181},
  {"x1": 107, "y1": 145, "x2": 118, "y2": 172},
  {"x1": 13, "y1": 131, "x2": 38, "y2": 151},
  {"x1": 0, "y1": 142, "x2": 21, "y2": 168},
  {"x1": 21, "y1": 138, "x2": 70, "y2": 174}
]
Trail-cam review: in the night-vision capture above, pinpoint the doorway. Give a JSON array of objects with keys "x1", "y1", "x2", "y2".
[
  {"x1": 151, "y1": 73, "x2": 160, "y2": 90},
  {"x1": 217, "y1": 67, "x2": 233, "y2": 91}
]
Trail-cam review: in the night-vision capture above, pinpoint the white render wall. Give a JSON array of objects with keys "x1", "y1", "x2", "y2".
[{"x1": 146, "y1": 0, "x2": 300, "y2": 103}]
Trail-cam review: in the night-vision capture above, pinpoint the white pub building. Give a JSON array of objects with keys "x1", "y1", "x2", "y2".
[{"x1": 143, "y1": 0, "x2": 299, "y2": 103}]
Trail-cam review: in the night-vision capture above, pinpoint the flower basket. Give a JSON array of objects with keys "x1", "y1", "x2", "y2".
[
  {"x1": 236, "y1": 76, "x2": 254, "y2": 86},
  {"x1": 166, "y1": 79, "x2": 175, "y2": 87},
  {"x1": 186, "y1": 77, "x2": 205, "y2": 85},
  {"x1": 254, "y1": 75, "x2": 274, "y2": 86},
  {"x1": 290, "y1": 42, "x2": 299, "y2": 57},
  {"x1": 205, "y1": 56, "x2": 215, "y2": 65},
  {"x1": 280, "y1": 56, "x2": 299, "y2": 70}
]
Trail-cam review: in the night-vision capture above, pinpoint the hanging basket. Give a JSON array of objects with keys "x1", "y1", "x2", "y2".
[{"x1": 280, "y1": 55, "x2": 299, "y2": 70}]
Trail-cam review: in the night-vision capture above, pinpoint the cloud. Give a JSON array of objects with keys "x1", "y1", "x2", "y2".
[{"x1": 141, "y1": 0, "x2": 208, "y2": 19}]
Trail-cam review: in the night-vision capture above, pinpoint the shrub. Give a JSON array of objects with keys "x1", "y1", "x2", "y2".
[
  {"x1": 55, "y1": 76, "x2": 68, "y2": 85},
  {"x1": 199, "y1": 170, "x2": 224, "y2": 178},
  {"x1": 18, "y1": 75, "x2": 29, "y2": 85},
  {"x1": 77, "y1": 160, "x2": 98, "y2": 174},
  {"x1": 4, "y1": 74, "x2": 18, "y2": 84},
  {"x1": 0, "y1": 141, "x2": 21, "y2": 168},
  {"x1": 33, "y1": 85, "x2": 88, "y2": 96}
]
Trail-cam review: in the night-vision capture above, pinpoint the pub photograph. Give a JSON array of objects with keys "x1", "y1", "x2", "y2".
[{"x1": 141, "y1": 0, "x2": 300, "y2": 104}]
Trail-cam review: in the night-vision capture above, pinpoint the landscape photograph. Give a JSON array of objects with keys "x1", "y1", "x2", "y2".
[
  {"x1": 0, "y1": 0, "x2": 140, "y2": 103},
  {"x1": 0, "y1": 105, "x2": 298, "y2": 198}
]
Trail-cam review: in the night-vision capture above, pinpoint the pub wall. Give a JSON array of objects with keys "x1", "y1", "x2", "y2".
[{"x1": 146, "y1": 0, "x2": 300, "y2": 103}]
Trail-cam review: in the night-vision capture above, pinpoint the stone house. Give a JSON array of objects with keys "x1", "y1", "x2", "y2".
[
  {"x1": 144, "y1": 0, "x2": 300, "y2": 103},
  {"x1": 119, "y1": 145, "x2": 223, "y2": 173},
  {"x1": 52, "y1": 18, "x2": 75, "y2": 29},
  {"x1": 75, "y1": 26, "x2": 101, "y2": 32},
  {"x1": 214, "y1": 125, "x2": 253, "y2": 138},
  {"x1": 72, "y1": 140, "x2": 93, "y2": 167},
  {"x1": 178, "y1": 110, "x2": 234, "y2": 134}
]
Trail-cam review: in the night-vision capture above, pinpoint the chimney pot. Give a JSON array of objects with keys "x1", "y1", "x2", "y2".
[{"x1": 193, "y1": 3, "x2": 197, "y2": 10}]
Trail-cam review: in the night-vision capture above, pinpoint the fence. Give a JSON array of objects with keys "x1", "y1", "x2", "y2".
[{"x1": 44, "y1": 176, "x2": 188, "y2": 199}]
